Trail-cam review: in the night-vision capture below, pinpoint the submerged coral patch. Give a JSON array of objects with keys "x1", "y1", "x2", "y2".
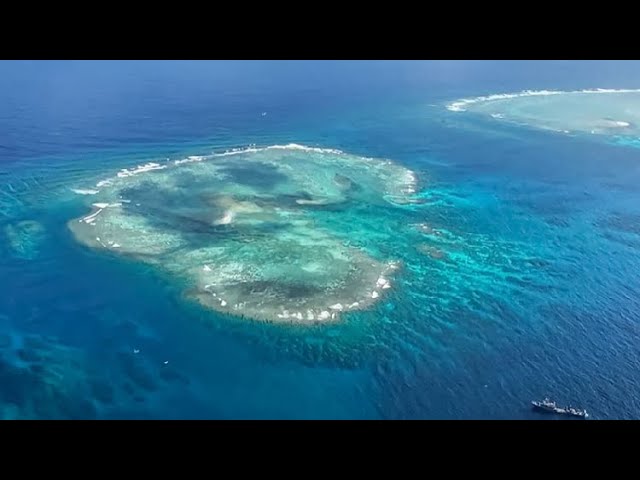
[{"x1": 4, "y1": 220, "x2": 46, "y2": 260}]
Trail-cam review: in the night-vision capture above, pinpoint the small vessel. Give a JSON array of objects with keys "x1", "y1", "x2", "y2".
[{"x1": 531, "y1": 398, "x2": 588, "y2": 418}]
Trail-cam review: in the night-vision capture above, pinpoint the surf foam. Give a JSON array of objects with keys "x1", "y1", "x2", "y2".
[{"x1": 71, "y1": 188, "x2": 99, "y2": 195}]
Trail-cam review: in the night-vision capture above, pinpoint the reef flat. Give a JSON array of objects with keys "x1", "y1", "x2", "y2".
[
  {"x1": 68, "y1": 144, "x2": 418, "y2": 324},
  {"x1": 447, "y1": 88, "x2": 640, "y2": 138}
]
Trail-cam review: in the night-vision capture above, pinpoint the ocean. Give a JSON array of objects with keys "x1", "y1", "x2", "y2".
[{"x1": 2, "y1": 60, "x2": 640, "y2": 419}]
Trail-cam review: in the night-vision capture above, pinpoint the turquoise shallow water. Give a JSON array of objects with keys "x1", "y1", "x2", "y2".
[{"x1": 2, "y1": 61, "x2": 640, "y2": 419}]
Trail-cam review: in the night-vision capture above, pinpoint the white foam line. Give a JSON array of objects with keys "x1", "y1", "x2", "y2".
[
  {"x1": 94, "y1": 162, "x2": 167, "y2": 189},
  {"x1": 174, "y1": 155, "x2": 207, "y2": 165},
  {"x1": 92, "y1": 202, "x2": 121, "y2": 209},
  {"x1": 446, "y1": 88, "x2": 640, "y2": 112},
  {"x1": 71, "y1": 188, "x2": 99, "y2": 195},
  {"x1": 117, "y1": 162, "x2": 166, "y2": 178},
  {"x1": 81, "y1": 208, "x2": 103, "y2": 223},
  {"x1": 265, "y1": 143, "x2": 344, "y2": 155},
  {"x1": 93, "y1": 144, "x2": 347, "y2": 189},
  {"x1": 214, "y1": 147, "x2": 261, "y2": 157},
  {"x1": 212, "y1": 143, "x2": 345, "y2": 159},
  {"x1": 94, "y1": 144, "x2": 361, "y2": 179},
  {"x1": 85, "y1": 143, "x2": 418, "y2": 207}
]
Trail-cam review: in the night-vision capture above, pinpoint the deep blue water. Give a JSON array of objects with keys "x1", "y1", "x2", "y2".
[{"x1": 2, "y1": 60, "x2": 640, "y2": 419}]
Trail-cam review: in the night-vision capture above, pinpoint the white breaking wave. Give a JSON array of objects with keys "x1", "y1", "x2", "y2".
[
  {"x1": 446, "y1": 88, "x2": 640, "y2": 112},
  {"x1": 174, "y1": 155, "x2": 207, "y2": 165},
  {"x1": 80, "y1": 208, "x2": 104, "y2": 224},
  {"x1": 106, "y1": 144, "x2": 347, "y2": 184},
  {"x1": 81, "y1": 143, "x2": 413, "y2": 199},
  {"x1": 117, "y1": 162, "x2": 167, "y2": 178},
  {"x1": 264, "y1": 143, "x2": 344, "y2": 155},
  {"x1": 71, "y1": 188, "x2": 99, "y2": 195},
  {"x1": 92, "y1": 202, "x2": 121, "y2": 209},
  {"x1": 211, "y1": 143, "x2": 345, "y2": 158},
  {"x1": 92, "y1": 161, "x2": 169, "y2": 189},
  {"x1": 214, "y1": 147, "x2": 261, "y2": 157}
]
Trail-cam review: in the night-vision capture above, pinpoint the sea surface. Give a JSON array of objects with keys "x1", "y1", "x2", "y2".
[{"x1": 2, "y1": 60, "x2": 640, "y2": 419}]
